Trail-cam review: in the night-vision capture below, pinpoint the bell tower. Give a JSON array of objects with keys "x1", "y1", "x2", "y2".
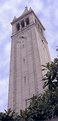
[{"x1": 8, "y1": 7, "x2": 50, "y2": 112}]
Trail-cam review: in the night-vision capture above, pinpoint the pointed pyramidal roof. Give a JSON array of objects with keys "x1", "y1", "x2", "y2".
[{"x1": 22, "y1": 6, "x2": 28, "y2": 15}]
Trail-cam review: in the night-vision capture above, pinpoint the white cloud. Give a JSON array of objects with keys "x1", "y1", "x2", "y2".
[
  {"x1": 29, "y1": 0, "x2": 43, "y2": 12},
  {"x1": 0, "y1": 42, "x2": 11, "y2": 69},
  {"x1": 0, "y1": 78, "x2": 8, "y2": 112}
]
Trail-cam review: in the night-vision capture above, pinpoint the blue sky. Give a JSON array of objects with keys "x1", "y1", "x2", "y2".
[{"x1": 0, "y1": 0, "x2": 58, "y2": 112}]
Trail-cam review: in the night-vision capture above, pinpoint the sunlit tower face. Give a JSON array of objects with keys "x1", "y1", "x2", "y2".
[{"x1": 8, "y1": 7, "x2": 50, "y2": 113}]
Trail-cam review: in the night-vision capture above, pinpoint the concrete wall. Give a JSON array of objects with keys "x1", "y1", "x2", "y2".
[{"x1": 8, "y1": 9, "x2": 51, "y2": 113}]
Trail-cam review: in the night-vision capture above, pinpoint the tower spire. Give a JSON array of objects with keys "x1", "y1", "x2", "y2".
[{"x1": 22, "y1": 6, "x2": 28, "y2": 15}]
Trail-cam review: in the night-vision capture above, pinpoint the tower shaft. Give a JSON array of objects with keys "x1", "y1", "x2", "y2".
[{"x1": 8, "y1": 7, "x2": 50, "y2": 112}]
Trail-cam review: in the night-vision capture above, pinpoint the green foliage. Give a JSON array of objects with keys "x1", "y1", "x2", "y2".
[
  {"x1": 42, "y1": 58, "x2": 58, "y2": 91},
  {"x1": 23, "y1": 89, "x2": 58, "y2": 121},
  {"x1": 0, "y1": 90, "x2": 58, "y2": 121},
  {"x1": 0, "y1": 109, "x2": 20, "y2": 121}
]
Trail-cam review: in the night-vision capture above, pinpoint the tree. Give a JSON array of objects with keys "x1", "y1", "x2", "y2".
[
  {"x1": 42, "y1": 58, "x2": 58, "y2": 91},
  {"x1": 23, "y1": 89, "x2": 58, "y2": 121},
  {"x1": 0, "y1": 109, "x2": 20, "y2": 121}
]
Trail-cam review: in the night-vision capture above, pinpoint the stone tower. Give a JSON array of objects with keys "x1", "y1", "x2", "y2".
[{"x1": 8, "y1": 7, "x2": 50, "y2": 112}]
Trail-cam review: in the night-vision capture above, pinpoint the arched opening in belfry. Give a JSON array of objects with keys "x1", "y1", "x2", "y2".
[
  {"x1": 21, "y1": 20, "x2": 25, "y2": 28},
  {"x1": 26, "y1": 18, "x2": 29, "y2": 25},
  {"x1": 16, "y1": 23, "x2": 20, "y2": 31}
]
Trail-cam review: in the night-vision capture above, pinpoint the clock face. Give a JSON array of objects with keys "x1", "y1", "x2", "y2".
[{"x1": 16, "y1": 35, "x2": 27, "y2": 49}]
